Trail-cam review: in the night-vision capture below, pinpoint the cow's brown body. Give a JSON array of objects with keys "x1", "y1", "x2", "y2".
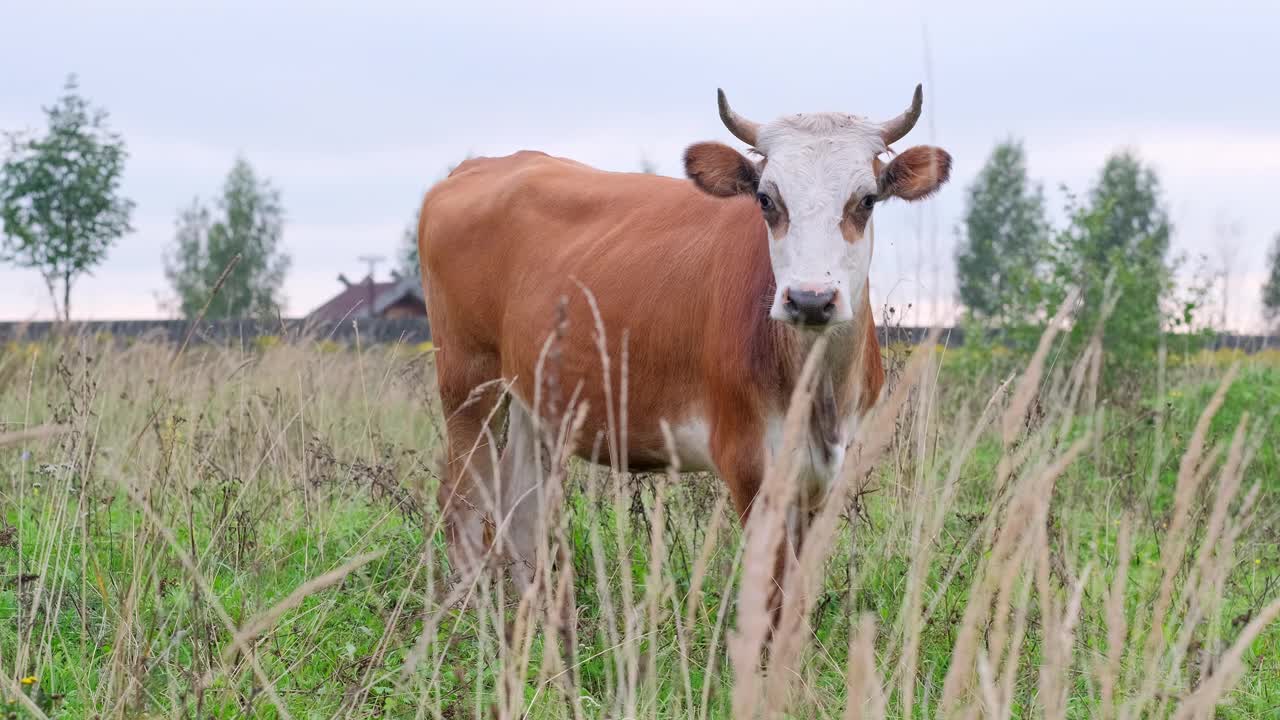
[
  {"x1": 420, "y1": 150, "x2": 884, "y2": 580},
  {"x1": 420, "y1": 86, "x2": 949, "y2": 591}
]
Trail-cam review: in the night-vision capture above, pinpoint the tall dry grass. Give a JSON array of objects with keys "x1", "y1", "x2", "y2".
[{"x1": 0, "y1": 313, "x2": 1276, "y2": 717}]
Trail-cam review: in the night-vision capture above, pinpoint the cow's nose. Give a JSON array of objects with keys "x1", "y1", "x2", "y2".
[{"x1": 782, "y1": 287, "x2": 838, "y2": 326}]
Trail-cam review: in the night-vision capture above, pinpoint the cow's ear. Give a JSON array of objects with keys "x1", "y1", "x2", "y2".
[
  {"x1": 684, "y1": 142, "x2": 759, "y2": 197},
  {"x1": 878, "y1": 146, "x2": 951, "y2": 201}
]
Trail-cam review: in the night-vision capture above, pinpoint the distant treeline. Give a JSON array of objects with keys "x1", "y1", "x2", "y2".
[{"x1": 1, "y1": 319, "x2": 1277, "y2": 353}]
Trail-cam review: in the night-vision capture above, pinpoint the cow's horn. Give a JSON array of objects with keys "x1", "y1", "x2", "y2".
[
  {"x1": 879, "y1": 84, "x2": 924, "y2": 146},
  {"x1": 717, "y1": 89, "x2": 760, "y2": 147}
]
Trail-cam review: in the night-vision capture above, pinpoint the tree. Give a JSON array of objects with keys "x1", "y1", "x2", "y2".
[
  {"x1": 1212, "y1": 213, "x2": 1242, "y2": 329},
  {"x1": 164, "y1": 157, "x2": 290, "y2": 319},
  {"x1": 398, "y1": 208, "x2": 420, "y2": 278},
  {"x1": 954, "y1": 140, "x2": 1049, "y2": 327},
  {"x1": 1048, "y1": 151, "x2": 1174, "y2": 383},
  {"x1": 0, "y1": 75, "x2": 134, "y2": 321},
  {"x1": 1263, "y1": 233, "x2": 1280, "y2": 330}
]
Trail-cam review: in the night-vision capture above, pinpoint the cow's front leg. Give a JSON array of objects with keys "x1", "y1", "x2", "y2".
[
  {"x1": 711, "y1": 430, "x2": 764, "y2": 525},
  {"x1": 710, "y1": 422, "x2": 796, "y2": 632}
]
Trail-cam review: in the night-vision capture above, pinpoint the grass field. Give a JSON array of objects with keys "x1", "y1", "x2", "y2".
[{"x1": 1, "y1": 331, "x2": 1279, "y2": 718}]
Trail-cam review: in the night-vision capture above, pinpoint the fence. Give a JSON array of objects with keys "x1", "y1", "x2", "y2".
[
  {"x1": 0, "y1": 318, "x2": 1276, "y2": 353},
  {"x1": 877, "y1": 325, "x2": 1280, "y2": 353},
  {"x1": 0, "y1": 317, "x2": 433, "y2": 346}
]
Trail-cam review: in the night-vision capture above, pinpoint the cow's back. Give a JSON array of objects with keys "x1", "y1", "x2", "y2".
[{"x1": 419, "y1": 151, "x2": 777, "y2": 470}]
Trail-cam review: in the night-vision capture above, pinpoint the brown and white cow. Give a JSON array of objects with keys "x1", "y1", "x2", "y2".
[{"x1": 418, "y1": 86, "x2": 950, "y2": 588}]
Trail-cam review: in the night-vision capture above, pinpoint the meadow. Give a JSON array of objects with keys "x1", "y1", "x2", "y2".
[{"x1": 1, "y1": 328, "x2": 1278, "y2": 718}]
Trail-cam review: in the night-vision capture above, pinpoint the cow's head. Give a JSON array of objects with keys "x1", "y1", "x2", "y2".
[{"x1": 684, "y1": 85, "x2": 951, "y2": 328}]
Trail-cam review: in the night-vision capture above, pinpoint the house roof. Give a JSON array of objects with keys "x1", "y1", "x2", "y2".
[
  {"x1": 306, "y1": 274, "x2": 398, "y2": 323},
  {"x1": 372, "y1": 275, "x2": 426, "y2": 315}
]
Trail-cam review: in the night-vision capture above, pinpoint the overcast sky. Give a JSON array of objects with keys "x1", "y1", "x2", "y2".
[{"x1": 2, "y1": 1, "x2": 1277, "y2": 330}]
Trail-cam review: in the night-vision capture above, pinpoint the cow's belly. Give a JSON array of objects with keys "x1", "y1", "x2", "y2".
[
  {"x1": 664, "y1": 415, "x2": 716, "y2": 472},
  {"x1": 507, "y1": 361, "x2": 714, "y2": 474},
  {"x1": 522, "y1": 387, "x2": 860, "y2": 499},
  {"x1": 763, "y1": 412, "x2": 858, "y2": 511},
  {"x1": 553, "y1": 409, "x2": 717, "y2": 474}
]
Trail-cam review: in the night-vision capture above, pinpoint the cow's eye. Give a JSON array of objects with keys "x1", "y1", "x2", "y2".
[
  {"x1": 757, "y1": 193, "x2": 774, "y2": 211},
  {"x1": 860, "y1": 194, "x2": 878, "y2": 210}
]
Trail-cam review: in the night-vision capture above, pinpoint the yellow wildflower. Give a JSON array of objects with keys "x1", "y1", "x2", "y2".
[{"x1": 19, "y1": 676, "x2": 35, "y2": 685}]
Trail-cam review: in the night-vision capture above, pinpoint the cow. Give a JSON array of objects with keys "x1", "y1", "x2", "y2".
[{"x1": 418, "y1": 85, "x2": 951, "y2": 591}]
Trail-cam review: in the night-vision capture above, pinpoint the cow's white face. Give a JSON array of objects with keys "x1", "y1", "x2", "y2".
[
  {"x1": 754, "y1": 116, "x2": 884, "y2": 326},
  {"x1": 685, "y1": 87, "x2": 952, "y2": 330}
]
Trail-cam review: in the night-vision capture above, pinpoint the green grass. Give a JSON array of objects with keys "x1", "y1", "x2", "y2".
[{"x1": 1, "y1": 337, "x2": 1278, "y2": 718}]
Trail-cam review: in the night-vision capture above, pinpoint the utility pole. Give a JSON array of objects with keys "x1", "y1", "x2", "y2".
[
  {"x1": 357, "y1": 254, "x2": 386, "y2": 281},
  {"x1": 357, "y1": 254, "x2": 387, "y2": 317}
]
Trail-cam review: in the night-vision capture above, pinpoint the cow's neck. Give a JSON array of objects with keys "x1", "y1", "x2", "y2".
[
  {"x1": 775, "y1": 296, "x2": 879, "y2": 460},
  {"x1": 730, "y1": 208, "x2": 882, "y2": 433}
]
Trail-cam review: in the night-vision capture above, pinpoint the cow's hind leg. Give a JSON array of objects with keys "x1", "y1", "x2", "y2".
[
  {"x1": 496, "y1": 398, "x2": 551, "y2": 594},
  {"x1": 500, "y1": 398, "x2": 581, "y2": 688},
  {"x1": 436, "y1": 356, "x2": 505, "y2": 586}
]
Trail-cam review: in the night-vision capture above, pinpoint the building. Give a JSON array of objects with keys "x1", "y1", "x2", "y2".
[{"x1": 306, "y1": 272, "x2": 427, "y2": 323}]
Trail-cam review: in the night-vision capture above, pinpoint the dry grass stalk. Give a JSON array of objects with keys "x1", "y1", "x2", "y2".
[
  {"x1": 226, "y1": 551, "x2": 384, "y2": 663},
  {"x1": 842, "y1": 613, "x2": 885, "y2": 720},
  {"x1": 995, "y1": 287, "x2": 1080, "y2": 492},
  {"x1": 118, "y1": 482, "x2": 295, "y2": 720},
  {"x1": 730, "y1": 335, "x2": 828, "y2": 718},
  {"x1": 1126, "y1": 364, "x2": 1241, "y2": 715},
  {"x1": 892, "y1": 372, "x2": 1012, "y2": 718},
  {"x1": 922, "y1": 299, "x2": 1109, "y2": 717},
  {"x1": 1098, "y1": 516, "x2": 1133, "y2": 718}
]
